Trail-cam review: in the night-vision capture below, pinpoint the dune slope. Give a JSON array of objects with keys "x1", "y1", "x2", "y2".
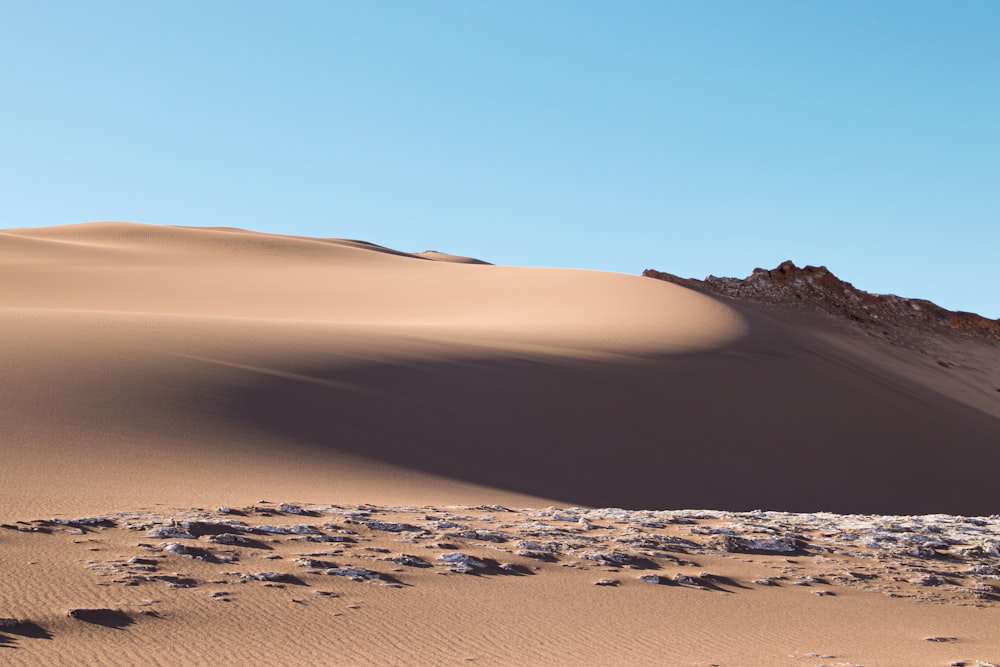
[{"x1": 2, "y1": 221, "x2": 999, "y2": 517}]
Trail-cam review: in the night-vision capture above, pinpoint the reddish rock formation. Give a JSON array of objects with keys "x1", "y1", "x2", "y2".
[{"x1": 643, "y1": 261, "x2": 1000, "y2": 343}]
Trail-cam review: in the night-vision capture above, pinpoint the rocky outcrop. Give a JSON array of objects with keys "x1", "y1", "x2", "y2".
[{"x1": 643, "y1": 261, "x2": 1000, "y2": 342}]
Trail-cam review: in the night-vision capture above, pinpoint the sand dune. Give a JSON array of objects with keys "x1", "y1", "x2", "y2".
[
  {"x1": 3, "y1": 221, "x2": 998, "y2": 515},
  {"x1": 3, "y1": 221, "x2": 999, "y2": 665},
  {"x1": 2, "y1": 221, "x2": 749, "y2": 518}
]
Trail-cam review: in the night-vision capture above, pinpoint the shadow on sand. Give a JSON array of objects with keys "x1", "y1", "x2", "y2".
[{"x1": 213, "y1": 304, "x2": 1000, "y2": 516}]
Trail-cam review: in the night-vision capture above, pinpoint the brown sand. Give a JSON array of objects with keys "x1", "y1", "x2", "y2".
[{"x1": 2, "y1": 221, "x2": 998, "y2": 665}]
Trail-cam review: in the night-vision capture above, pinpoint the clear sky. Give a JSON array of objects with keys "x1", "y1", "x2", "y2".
[{"x1": 2, "y1": 1, "x2": 998, "y2": 317}]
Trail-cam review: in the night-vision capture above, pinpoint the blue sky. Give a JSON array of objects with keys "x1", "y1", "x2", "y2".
[{"x1": 2, "y1": 1, "x2": 998, "y2": 317}]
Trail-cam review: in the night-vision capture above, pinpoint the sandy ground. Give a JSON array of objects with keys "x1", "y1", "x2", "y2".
[{"x1": 2, "y1": 222, "x2": 998, "y2": 665}]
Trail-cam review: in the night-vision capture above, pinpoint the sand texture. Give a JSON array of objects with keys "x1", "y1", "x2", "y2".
[{"x1": 2, "y1": 222, "x2": 999, "y2": 665}]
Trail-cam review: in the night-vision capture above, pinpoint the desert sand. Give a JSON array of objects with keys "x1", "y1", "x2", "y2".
[{"x1": 2, "y1": 222, "x2": 998, "y2": 665}]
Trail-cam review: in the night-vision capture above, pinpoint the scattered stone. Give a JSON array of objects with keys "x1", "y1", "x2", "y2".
[
  {"x1": 971, "y1": 584, "x2": 1000, "y2": 601},
  {"x1": 285, "y1": 535, "x2": 338, "y2": 544},
  {"x1": 1, "y1": 523, "x2": 49, "y2": 533},
  {"x1": 905, "y1": 544, "x2": 942, "y2": 559},
  {"x1": 444, "y1": 529, "x2": 511, "y2": 543},
  {"x1": 386, "y1": 554, "x2": 431, "y2": 568},
  {"x1": 25, "y1": 502, "x2": 1000, "y2": 631},
  {"x1": 438, "y1": 552, "x2": 488, "y2": 574},
  {"x1": 208, "y1": 533, "x2": 250, "y2": 545},
  {"x1": 438, "y1": 552, "x2": 486, "y2": 566},
  {"x1": 324, "y1": 567, "x2": 382, "y2": 581},
  {"x1": 147, "y1": 526, "x2": 196, "y2": 540},
  {"x1": 162, "y1": 542, "x2": 212, "y2": 559},
  {"x1": 911, "y1": 575, "x2": 948, "y2": 587},
  {"x1": 361, "y1": 520, "x2": 421, "y2": 533},
  {"x1": 579, "y1": 551, "x2": 647, "y2": 568},
  {"x1": 714, "y1": 535, "x2": 803, "y2": 555},
  {"x1": 925, "y1": 636, "x2": 957, "y2": 642},
  {"x1": 594, "y1": 579, "x2": 620, "y2": 586},
  {"x1": 151, "y1": 574, "x2": 197, "y2": 588},
  {"x1": 52, "y1": 517, "x2": 112, "y2": 526},
  {"x1": 255, "y1": 525, "x2": 291, "y2": 534},
  {"x1": 179, "y1": 520, "x2": 248, "y2": 536},
  {"x1": 254, "y1": 572, "x2": 298, "y2": 583},
  {"x1": 127, "y1": 557, "x2": 158, "y2": 566}
]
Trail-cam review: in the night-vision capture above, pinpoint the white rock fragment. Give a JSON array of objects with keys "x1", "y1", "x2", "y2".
[
  {"x1": 147, "y1": 526, "x2": 196, "y2": 539},
  {"x1": 255, "y1": 525, "x2": 290, "y2": 534},
  {"x1": 324, "y1": 567, "x2": 382, "y2": 581},
  {"x1": 438, "y1": 552, "x2": 487, "y2": 573},
  {"x1": 715, "y1": 535, "x2": 801, "y2": 554},
  {"x1": 162, "y1": 542, "x2": 212, "y2": 559}
]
